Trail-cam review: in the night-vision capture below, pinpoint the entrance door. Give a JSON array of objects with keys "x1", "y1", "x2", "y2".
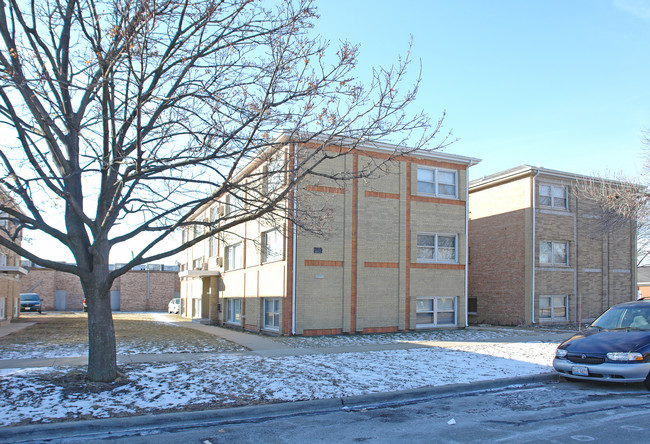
[
  {"x1": 55, "y1": 290, "x2": 67, "y2": 310},
  {"x1": 110, "y1": 290, "x2": 121, "y2": 311}
]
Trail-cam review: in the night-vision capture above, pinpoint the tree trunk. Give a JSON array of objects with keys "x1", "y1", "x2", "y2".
[{"x1": 81, "y1": 267, "x2": 117, "y2": 382}]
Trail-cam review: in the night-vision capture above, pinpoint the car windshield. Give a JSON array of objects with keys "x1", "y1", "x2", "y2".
[
  {"x1": 20, "y1": 294, "x2": 39, "y2": 301},
  {"x1": 591, "y1": 305, "x2": 650, "y2": 330}
]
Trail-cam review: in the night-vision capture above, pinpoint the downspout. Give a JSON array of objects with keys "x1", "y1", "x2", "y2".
[
  {"x1": 292, "y1": 143, "x2": 297, "y2": 335},
  {"x1": 531, "y1": 170, "x2": 540, "y2": 324},
  {"x1": 465, "y1": 165, "x2": 470, "y2": 328}
]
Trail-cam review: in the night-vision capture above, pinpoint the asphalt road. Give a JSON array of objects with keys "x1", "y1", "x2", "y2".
[{"x1": 4, "y1": 379, "x2": 650, "y2": 443}]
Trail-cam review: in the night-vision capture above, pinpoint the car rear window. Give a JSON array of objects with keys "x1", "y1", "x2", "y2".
[{"x1": 20, "y1": 294, "x2": 40, "y2": 301}]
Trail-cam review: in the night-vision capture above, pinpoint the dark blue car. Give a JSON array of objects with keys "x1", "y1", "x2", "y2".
[
  {"x1": 553, "y1": 299, "x2": 650, "y2": 389},
  {"x1": 19, "y1": 293, "x2": 42, "y2": 314}
]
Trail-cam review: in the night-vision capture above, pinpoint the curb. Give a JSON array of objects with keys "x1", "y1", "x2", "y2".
[{"x1": 0, "y1": 372, "x2": 558, "y2": 443}]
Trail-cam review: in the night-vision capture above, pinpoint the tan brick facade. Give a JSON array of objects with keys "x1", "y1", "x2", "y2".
[
  {"x1": 469, "y1": 166, "x2": 636, "y2": 326},
  {"x1": 179, "y1": 139, "x2": 479, "y2": 335},
  {"x1": 20, "y1": 266, "x2": 180, "y2": 312},
  {"x1": 0, "y1": 191, "x2": 26, "y2": 326}
]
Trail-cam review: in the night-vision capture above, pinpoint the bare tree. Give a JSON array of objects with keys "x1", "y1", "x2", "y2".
[
  {"x1": 0, "y1": 0, "x2": 448, "y2": 381},
  {"x1": 574, "y1": 170, "x2": 647, "y2": 265}
]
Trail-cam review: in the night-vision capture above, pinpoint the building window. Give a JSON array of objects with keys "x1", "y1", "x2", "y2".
[
  {"x1": 263, "y1": 298, "x2": 280, "y2": 331},
  {"x1": 226, "y1": 298, "x2": 242, "y2": 324},
  {"x1": 539, "y1": 295, "x2": 568, "y2": 321},
  {"x1": 0, "y1": 211, "x2": 7, "y2": 228},
  {"x1": 262, "y1": 229, "x2": 283, "y2": 263},
  {"x1": 417, "y1": 167, "x2": 457, "y2": 198},
  {"x1": 468, "y1": 297, "x2": 478, "y2": 315},
  {"x1": 225, "y1": 242, "x2": 243, "y2": 271},
  {"x1": 227, "y1": 190, "x2": 244, "y2": 214},
  {"x1": 265, "y1": 156, "x2": 284, "y2": 193},
  {"x1": 0, "y1": 253, "x2": 6, "y2": 267},
  {"x1": 539, "y1": 241, "x2": 568, "y2": 266},
  {"x1": 417, "y1": 234, "x2": 458, "y2": 263},
  {"x1": 0, "y1": 297, "x2": 5, "y2": 320},
  {"x1": 192, "y1": 258, "x2": 203, "y2": 270},
  {"x1": 539, "y1": 184, "x2": 568, "y2": 209},
  {"x1": 416, "y1": 297, "x2": 457, "y2": 327}
]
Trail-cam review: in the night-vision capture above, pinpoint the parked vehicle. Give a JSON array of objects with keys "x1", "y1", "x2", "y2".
[
  {"x1": 82, "y1": 298, "x2": 87, "y2": 312},
  {"x1": 19, "y1": 293, "x2": 42, "y2": 314},
  {"x1": 553, "y1": 299, "x2": 650, "y2": 389},
  {"x1": 168, "y1": 298, "x2": 180, "y2": 314}
]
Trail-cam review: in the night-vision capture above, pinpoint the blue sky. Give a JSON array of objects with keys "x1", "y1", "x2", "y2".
[{"x1": 314, "y1": 0, "x2": 650, "y2": 180}]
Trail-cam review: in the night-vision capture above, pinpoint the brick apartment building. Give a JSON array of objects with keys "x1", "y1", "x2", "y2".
[
  {"x1": 21, "y1": 264, "x2": 180, "y2": 312},
  {"x1": 0, "y1": 190, "x2": 27, "y2": 326},
  {"x1": 179, "y1": 135, "x2": 480, "y2": 335},
  {"x1": 468, "y1": 166, "x2": 636, "y2": 326}
]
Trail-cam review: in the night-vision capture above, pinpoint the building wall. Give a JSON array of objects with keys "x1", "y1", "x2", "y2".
[
  {"x1": 0, "y1": 195, "x2": 25, "y2": 325},
  {"x1": 468, "y1": 169, "x2": 636, "y2": 326},
  {"x1": 180, "y1": 143, "x2": 475, "y2": 335},
  {"x1": 468, "y1": 176, "x2": 530, "y2": 325},
  {"x1": 20, "y1": 267, "x2": 180, "y2": 312}
]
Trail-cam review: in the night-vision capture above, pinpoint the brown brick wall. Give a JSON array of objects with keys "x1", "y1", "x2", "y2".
[
  {"x1": 468, "y1": 209, "x2": 527, "y2": 325},
  {"x1": 20, "y1": 267, "x2": 180, "y2": 311}
]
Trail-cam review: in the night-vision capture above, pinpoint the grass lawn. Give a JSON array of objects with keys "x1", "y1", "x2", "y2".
[{"x1": 1, "y1": 312, "x2": 247, "y2": 360}]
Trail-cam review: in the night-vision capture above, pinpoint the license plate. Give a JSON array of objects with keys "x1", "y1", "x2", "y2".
[{"x1": 572, "y1": 366, "x2": 589, "y2": 376}]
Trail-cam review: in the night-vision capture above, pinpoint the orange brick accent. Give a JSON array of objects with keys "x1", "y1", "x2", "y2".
[
  {"x1": 284, "y1": 146, "x2": 295, "y2": 336},
  {"x1": 411, "y1": 263, "x2": 465, "y2": 270},
  {"x1": 364, "y1": 261, "x2": 399, "y2": 268},
  {"x1": 303, "y1": 328, "x2": 343, "y2": 336},
  {"x1": 305, "y1": 185, "x2": 345, "y2": 194},
  {"x1": 411, "y1": 195, "x2": 466, "y2": 206},
  {"x1": 304, "y1": 260, "x2": 343, "y2": 267},
  {"x1": 362, "y1": 326, "x2": 398, "y2": 334},
  {"x1": 351, "y1": 154, "x2": 358, "y2": 333},
  {"x1": 365, "y1": 191, "x2": 400, "y2": 200}
]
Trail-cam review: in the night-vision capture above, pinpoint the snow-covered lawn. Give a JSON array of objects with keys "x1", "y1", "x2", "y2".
[{"x1": 0, "y1": 341, "x2": 559, "y2": 427}]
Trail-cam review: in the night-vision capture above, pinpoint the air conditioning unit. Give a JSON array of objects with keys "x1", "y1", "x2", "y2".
[{"x1": 217, "y1": 257, "x2": 224, "y2": 267}]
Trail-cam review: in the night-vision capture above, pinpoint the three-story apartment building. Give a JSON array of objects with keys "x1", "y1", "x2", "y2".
[
  {"x1": 468, "y1": 166, "x2": 636, "y2": 326},
  {"x1": 179, "y1": 137, "x2": 480, "y2": 335},
  {"x1": 0, "y1": 189, "x2": 26, "y2": 326}
]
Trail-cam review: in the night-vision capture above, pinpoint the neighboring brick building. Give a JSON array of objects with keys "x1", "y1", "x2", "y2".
[
  {"x1": 637, "y1": 266, "x2": 650, "y2": 299},
  {"x1": 20, "y1": 264, "x2": 180, "y2": 312},
  {"x1": 179, "y1": 135, "x2": 480, "y2": 335},
  {"x1": 468, "y1": 166, "x2": 637, "y2": 326},
  {"x1": 0, "y1": 190, "x2": 27, "y2": 326}
]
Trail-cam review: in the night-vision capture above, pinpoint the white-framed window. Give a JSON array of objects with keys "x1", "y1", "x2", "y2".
[
  {"x1": 539, "y1": 184, "x2": 568, "y2": 209},
  {"x1": 263, "y1": 298, "x2": 280, "y2": 331},
  {"x1": 261, "y1": 229, "x2": 283, "y2": 263},
  {"x1": 0, "y1": 253, "x2": 6, "y2": 267},
  {"x1": 227, "y1": 190, "x2": 244, "y2": 214},
  {"x1": 225, "y1": 242, "x2": 243, "y2": 271},
  {"x1": 539, "y1": 295, "x2": 568, "y2": 321},
  {"x1": 192, "y1": 258, "x2": 203, "y2": 270},
  {"x1": 417, "y1": 233, "x2": 458, "y2": 263},
  {"x1": 417, "y1": 167, "x2": 458, "y2": 198},
  {"x1": 0, "y1": 211, "x2": 7, "y2": 228},
  {"x1": 539, "y1": 241, "x2": 569, "y2": 266},
  {"x1": 0, "y1": 297, "x2": 5, "y2": 320},
  {"x1": 416, "y1": 297, "x2": 457, "y2": 327},
  {"x1": 265, "y1": 156, "x2": 284, "y2": 193},
  {"x1": 226, "y1": 298, "x2": 242, "y2": 324}
]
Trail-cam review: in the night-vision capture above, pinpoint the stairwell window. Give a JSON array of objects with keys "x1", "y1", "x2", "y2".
[
  {"x1": 416, "y1": 297, "x2": 457, "y2": 327},
  {"x1": 263, "y1": 298, "x2": 280, "y2": 331},
  {"x1": 417, "y1": 167, "x2": 457, "y2": 198},
  {"x1": 261, "y1": 229, "x2": 283, "y2": 263},
  {"x1": 225, "y1": 242, "x2": 243, "y2": 270},
  {"x1": 539, "y1": 184, "x2": 568, "y2": 209},
  {"x1": 417, "y1": 234, "x2": 458, "y2": 263},
  {"x1": 539, "y1": 241, "x2": 569, "y2": 266}
]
